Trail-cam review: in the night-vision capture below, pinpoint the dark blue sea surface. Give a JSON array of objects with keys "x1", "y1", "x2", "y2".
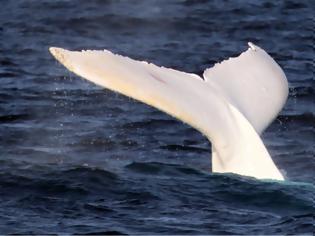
[{"x1": 0, "y1": 0, "x2": 314, "y2": 234}]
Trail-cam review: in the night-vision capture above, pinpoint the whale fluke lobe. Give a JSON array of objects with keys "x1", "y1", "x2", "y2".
[
  {"x1": 49, "y1": 43, "x2": 288, "y2": 181},
  {"x1": 203, "y1": 43, "x2": 288, "y2": 134}
]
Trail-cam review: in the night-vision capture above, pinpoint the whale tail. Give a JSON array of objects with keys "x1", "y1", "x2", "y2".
[{"x1": 49, "y1": 42, "x2": 288, "y2": 180}]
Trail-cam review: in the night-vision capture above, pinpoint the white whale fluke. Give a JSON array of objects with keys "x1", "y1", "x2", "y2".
[{"x1": 49, "y1": 42, "x2": 288, "y2": 181}]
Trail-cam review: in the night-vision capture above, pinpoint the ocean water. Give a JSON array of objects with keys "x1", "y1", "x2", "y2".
[{"x1": 0, "y1": 0, "x2": 314, "y2": 234}]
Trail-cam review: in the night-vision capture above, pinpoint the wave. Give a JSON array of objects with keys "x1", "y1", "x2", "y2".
[
  {"x1": 126, "y1": 161, "x2": 204, "y2": 177},
  {"x1": 0, "y1": 160, "x2": 314, "y2": 234},
  {"x1": 290, "y1": 86, "x2": 314, "y2": 98},
  {"x1": 0, "y1": 114, "x2": 31, "y2": 123},
  {"x1": 278, "y1": 113, "x2": 315, "y2": 125},
  {"x1": 121, "y1": 118, "x2": 178, "y2": 129}
]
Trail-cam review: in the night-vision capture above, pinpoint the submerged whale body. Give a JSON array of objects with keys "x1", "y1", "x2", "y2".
[{"x1": 50, "y1": 42, "x2": 288, "y2": 181}]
